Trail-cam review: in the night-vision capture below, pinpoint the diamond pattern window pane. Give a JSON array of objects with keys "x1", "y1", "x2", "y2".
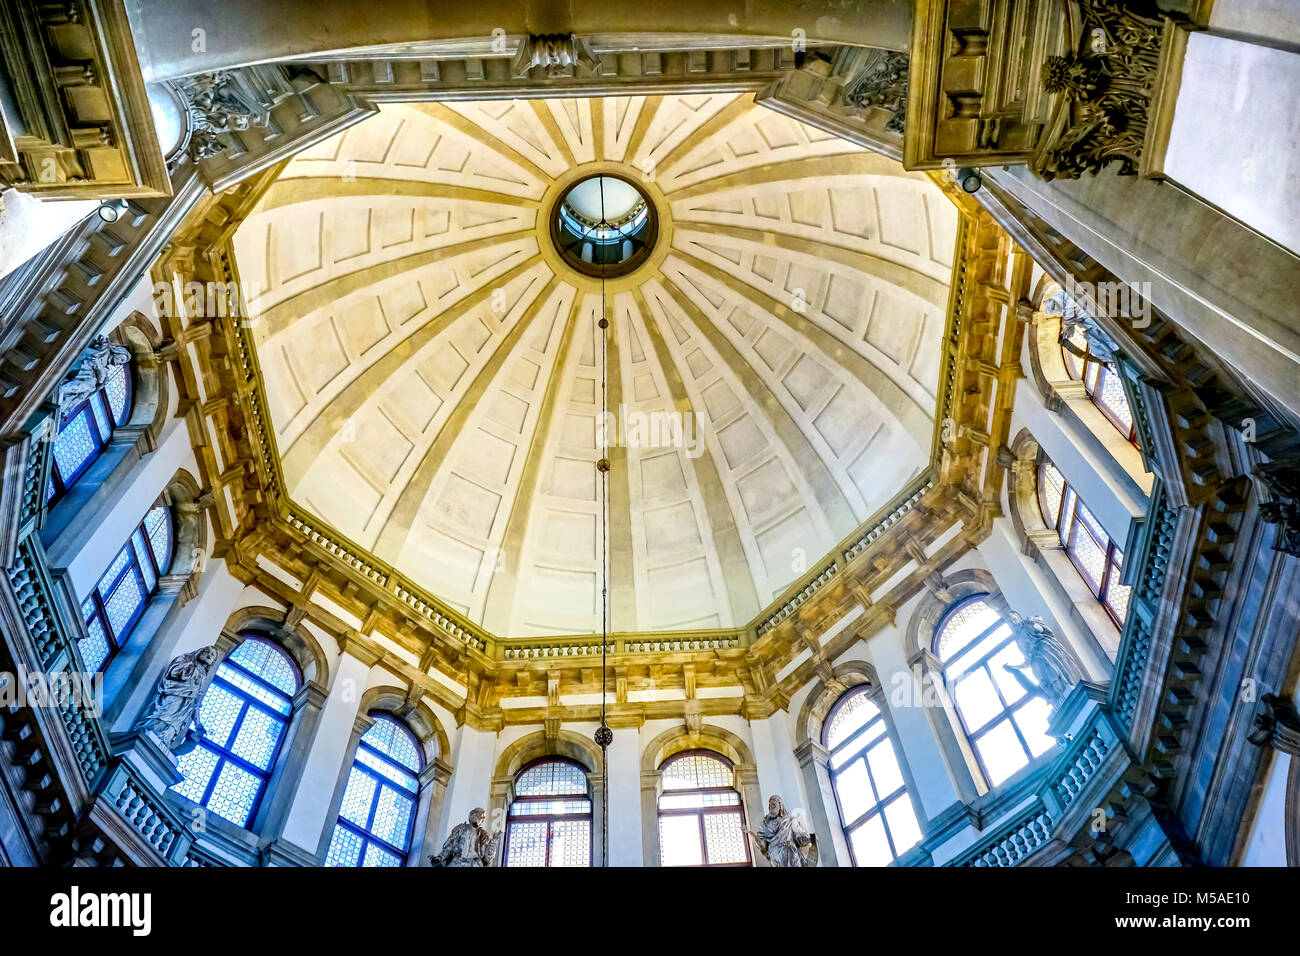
[
  {"x1": 52, "y1": 410, "x2": 97, "y2": 483},
  {"x1": 505, "y1": 822, "x2": 548, "y2": 867},
  {"x1": 132, "y1": 529, "x2": 156, "y2": 592},
  {"x1": 105, "y1": 363, "x2": 130, "y2": 424},
  {"x1": 515, "y1": 758, "x2": 589, "y2": 796},
  {"x1": 173, "y1": 745, "x2": 220, "y2": 803},
  {"x1": 702, "y1": 811, "x2": 747, "y2": 864},
  {"x1": 205, "y1": 761, "x2": 262, "y2": 827},
  {"x1": 659, "y1": 815, "x2": 704, "y2": 867},
  {"x1": 78, "y1": 620, "x2": 111, "y2": 673},
  {"x1": 370, "y1": 785, "x2": 414, "y2": 847},
  {"x1": 355, "y1": 745, "x2": 419, "y2": 792},
  {"x1": 96, "y1": 546, "x2": 132, "y2": 598},
  {"x1": 360, "y1": 716, "x2": 421, "y2": 772},
  {"x1": 89, "y1": 392, "x2": 111, "y2": 439},
  {"x1": 101, "y1": 571, "x2": 144, "y2": 638},
  {"x1": 661, "y1": 752, "x2": 733, "y2": 790},
  {"x1": 549, "y1": 819, "x2": 591, "y2": 867},
  {"x1": 1070, "y1": 526, "x2": 1108, "y2": 592},
  {"x1": 338, "y1": 767, "x2": 378, "y2": 828},
  {"x1": 196, "y1": 682, "x2": 244, "y2": 750},
  {"x1": 217, "y1": 664, "x2": 292, "y2": 716},
  {"x1": 228, "y1": 704, "x2": 286, "y2": 771},
  {"x1": 362, "y1": 843, "x2": 402, "y2": 868},
  {"x1": 824, "y1": 687, "x2": 880, "y2": 749},
  {"x1": 935, "y1": 596, "x2": 1001, "y2": 660},
  {"x1": 658, "y1": 791, "x2": 739, "y2": 811},
  {"x1": 227, "y1": 638, "x2": 298, "y2": 694},
  {"x1": 325, "y1": 825, "x2": 364, "y2": 867},
  {"x1": 145, "y1": 506, "x2": 172, "y2": 573}
]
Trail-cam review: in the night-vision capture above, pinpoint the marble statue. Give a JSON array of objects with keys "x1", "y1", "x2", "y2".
[
  {"x1": 136, "y1": 645, "x2": 220, "y2": 752},
  {"x1": 749, "y1": 795, "x2": 818, "y2": 867},
  {"x1": 429, "y1": 808, "x2": 502, "y2": 867},
  {"x1": 1002, "y1": 612, "x2": 1083, "y2": 708},
  {"x1": 56, "y1": 335, "x2": 131, "y2": 419}
]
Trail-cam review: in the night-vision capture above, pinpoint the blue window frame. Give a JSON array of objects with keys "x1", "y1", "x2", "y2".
[
  {"x1": 172, "y1": 637, "x2": 300, "y2": 829},
  {"x1": 934, "y1": 595, "x2": 1055, "y2": 788},
  {"x1": 325, "y1": 715, "x2": 423, "y2": 867},
  {"x1": 47, "y1": 361, "x2": 132, "y2": 504},
  {"x1": 78, "y1": 502, "x2": 173, "y2": 672},
  {"x1": 823, "y1": 687, "x2": 921, "y2": 866}
]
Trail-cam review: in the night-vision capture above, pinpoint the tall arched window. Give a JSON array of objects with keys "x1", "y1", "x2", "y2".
[
  {"x1": 657, "y1": 750, "x2": 750, "y2": 867},
  {"x1": 824, "y1": 687, "x2": 921, "y2": 866},
  {"x1": 47, "y1": 361, "x2": 132, "y2": 504},
  {"x1": 172, "y1": 637, "x2": 300, "y2": 828},
  {"x1": 78, "y1": 501, "x2": 173, "y2": 672},
  {"x1": 1038, "y1": 461, "x2": 1132, "y2": 625},
  {"x1": 325, "y1": 715, "x2": 422, "y2": 867},
  {"x1": 1060, "y1": 322, "x2": 1137, "y2": 446},
  {"x1": 502, "y1": 757, "x2": 592, "y2": 867},
  {"x1": 935, "y1": 595, "x2": 1054, "y2": 788}
]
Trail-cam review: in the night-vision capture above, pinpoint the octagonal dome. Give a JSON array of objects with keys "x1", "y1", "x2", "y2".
[{"x1": 231, "y1": 92, "x2": 959, "y2": 636}]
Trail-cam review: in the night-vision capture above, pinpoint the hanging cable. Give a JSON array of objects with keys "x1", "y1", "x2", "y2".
[{"x1": 593, "y1": 175, "x2": 614, "y2": 867}]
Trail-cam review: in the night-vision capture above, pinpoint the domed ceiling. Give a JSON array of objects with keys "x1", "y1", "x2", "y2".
[{"x1": 231, "y1": 93, "x2": 959, "y2": 637}]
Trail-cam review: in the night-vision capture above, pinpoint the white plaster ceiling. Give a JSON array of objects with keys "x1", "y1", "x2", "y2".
[{"x1": 232, "y1": 93, "x2": 959, "y2": 637}]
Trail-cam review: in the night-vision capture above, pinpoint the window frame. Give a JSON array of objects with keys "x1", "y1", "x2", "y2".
[
  {"x1": 1037, "y1": 461, "x2": 1129, "y2": 627},
  {"x1": 1060, "y1": 331, "x2": 1138, "y2": 447},
  {"x1": 933, "y1": 594, "x2": 1047, "y2": 788},
  {"x1": 823, "y1": 686, "x2": 919, "y2": 866},
  {"x1": 656, "y1": 749, "x2": 752, "y2": 868},
  {"x1": 79, "y1": 502, "x2": 173, "y2": 671},
  {"x1": 172, "y1": 636, "x2": 299, "y2": 829},
  {"x1": 502, "y1": 756, "x2": 593, "y2": 868},
  {"x1": 327, "y1": 714, "x2": 422, "y2": 867},
  {"x1": 47, "y1": 362, "x2": 133, "y2": 504}
]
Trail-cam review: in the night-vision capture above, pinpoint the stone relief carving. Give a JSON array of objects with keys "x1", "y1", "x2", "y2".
[
  {"x1": 1254, "y1": 458, "x2": 1300, "y2": 557},
  {"x1": 135, "y1": 645, "x2": 221, "y2": 752},
  {"x1": 56, "y1": 335, "x2": 131, "y2": 420},
  {"x1": 843, "y1": 50, "x2": 909, "y2": 134},
  {"x1": 1002, "y1": 612, "x2": 1083, "y2": 709},
  {"x1": 429, "y1": 807, "x2": 502, "y2": 866},
  {"x1": 1031, "y1": 0, "x2": 1165, "y2": 180},
  {"x1": 748, "y1": 795, "x2": 818, "y2": 867},
  {"x1": 175, "y1": 71, "x2": 274, "y2": 160},
  {"x1": 512, "y1": 34, "x2": 598, "y2": 78}
]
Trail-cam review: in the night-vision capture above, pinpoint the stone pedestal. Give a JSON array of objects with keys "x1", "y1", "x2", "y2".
[{"x1": 111, "y1": 729, "x2": 184, "y2": 792}]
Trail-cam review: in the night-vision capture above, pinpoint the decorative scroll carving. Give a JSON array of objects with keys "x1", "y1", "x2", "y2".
[
  {"x1": 176, "y1": 71, "x2": 275, "y2": 160},
  {"x1": 843, "y1": 51, "x2": 909, "y2": 133},
  {"x1": 1247, "y1": 694, "x2": 1300, "y2": 754},
  {"x1": 1030, "y1": 1, "x2": 1165, "y2": 180}
]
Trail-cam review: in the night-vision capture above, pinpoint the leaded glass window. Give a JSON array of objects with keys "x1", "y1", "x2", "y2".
[
  {"x1": 503, "y1": 757, "x2": 592, "y2": 867},
  {"x1": 1038, "y1": 461, "x2": 1132, "y2": 626},
  {"x1": 824, "y1": 687, "x2": 921, "y2": 866},
  {"x1": 47, "y1": 361, "x2": 133, "y2": 504},
  {"x1": 172, "y1": 637, "x2": 299, "y2": 828},
  {"x1": 1059, "y1": 321, "x2": 1138, "y2": 446},
  {"x1": 657, "y1": 750, "x2": 750, "y2": 866},
  {"x1": 325, "y1": 715, "x2": 422, "y2": 867},
  {"x1": 934, "y1": 595, "x2": 1055, "y2": 788},
  {"x1": 78, "y1": 502, "x2": 173, "y2": 672}
]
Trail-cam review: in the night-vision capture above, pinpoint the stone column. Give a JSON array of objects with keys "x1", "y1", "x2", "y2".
[
  {"x1": 274, "y1": 638, "x2": 377, "y2": 854},
  {"x1": 410, "y1": 758, "x2": 453, "y2": 865},
  {"x1": 794, "y1": 738, "x2": 849, "y2": 867}
]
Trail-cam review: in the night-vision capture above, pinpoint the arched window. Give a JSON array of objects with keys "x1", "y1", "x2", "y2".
[
  {"x1": 172, "y1": 637, "x2": 300, "y2": 828},
  {"x1": 1038, "y1": 461, "x2": 1132, "y2": 626},
  {"x1": 657, "y1": 750, "x2": 750, "y2": 867},
  {"x1": 325, "y1": 715, "x2": 422, "y2": 867},
  {"x1": 823, "y1": 687, "x2": 921, "y2": 866},
  {"x1": 934, "y1": 595, "x2": 1055, "y2": 788},
  {"x1": 47, "y1": 361, "x2": 132, "y2": 504},
  {"x1": 77, "y1": 501, "x2": 173, "y2": 672},
  {"x1": 1060, "y1": 322, "x2": 1137, "y2": 446},
  {"x1": 502, "y1": 757, "x2": 592, "y2": 867}
]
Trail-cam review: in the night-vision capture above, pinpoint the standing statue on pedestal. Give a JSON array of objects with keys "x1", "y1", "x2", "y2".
[
  {"x1": 429, "y1": 808, "x2": 502, "y2": 867},
  {"x1": 1002, "y1": 612, "x2": 1083, "y2": 709},
  {"x1": 136, "y1": 645, "x2": 220, "y2": 752},
  {"x1": 748, "y1": 795, "x2": 818, "y2": 867},
  {"x1": 56, "y1": 335, "x2": 131, "y2": 420}
]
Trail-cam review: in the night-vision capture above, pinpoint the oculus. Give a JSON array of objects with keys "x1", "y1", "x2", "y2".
[{"x1": 550, "y1": 174, "x2": 657, "y2": 277}]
